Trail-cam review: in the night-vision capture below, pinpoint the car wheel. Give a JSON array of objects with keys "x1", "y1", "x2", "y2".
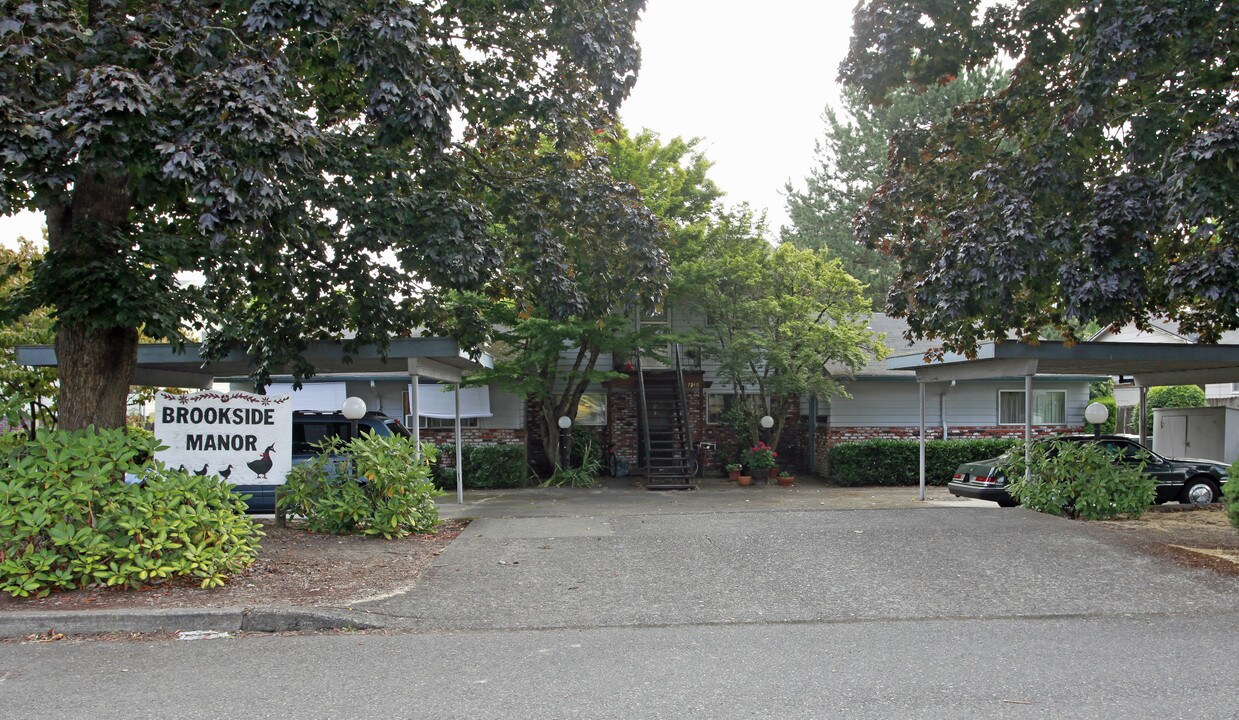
[
  {"x1": 1181, "y1": 477, "x2": 1220, "y2": 505},
  {"x1": 997, "y1": 498, "x2": 1019, "y2": 508}
]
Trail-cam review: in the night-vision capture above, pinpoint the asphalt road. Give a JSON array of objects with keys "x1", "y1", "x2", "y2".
[{"x1": 2, "y1": 501, "x2": 1236, "y2": 718}]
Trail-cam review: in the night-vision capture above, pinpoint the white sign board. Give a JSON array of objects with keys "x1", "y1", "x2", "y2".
[{"x1": 155, "y1": 391, "x2": 292, "y2": 486}]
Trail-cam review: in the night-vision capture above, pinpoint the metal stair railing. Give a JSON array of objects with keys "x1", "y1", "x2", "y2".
[
  {"x1": 673, "y1": 342, "x2": 694, "y2": 479},
  {"x1": 635, "y1": 353, "x2": 652, "y2": 476}
]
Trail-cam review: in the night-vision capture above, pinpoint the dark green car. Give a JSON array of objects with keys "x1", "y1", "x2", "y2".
[{"x1": 948, "y1": 435, "x2": 1229, "y2": 507}]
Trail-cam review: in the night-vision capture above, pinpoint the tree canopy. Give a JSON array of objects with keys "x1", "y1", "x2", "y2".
[
  {"x1": 0, "y1": 239, "x2": 57, "y2": 433},
  {"x1": 0, "y1": 0, "x2": 657, "y2": 429},
  {"x1": 675, "y1": 209, "x2": 884, "y2": 449},
  {"x1": 841, "y1": 1, "x2": 1238, "y2": 356},
  {"x1": 458, "y1": 126, "x2": 717, "y2": 467},
  {"x1": 781, "y1": 66, "x2": 1007, "y2": 304}
]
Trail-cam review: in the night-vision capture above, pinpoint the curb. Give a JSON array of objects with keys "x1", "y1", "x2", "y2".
[{"x1": 0, "y1": 606, "x2": 384, "y2": 639}]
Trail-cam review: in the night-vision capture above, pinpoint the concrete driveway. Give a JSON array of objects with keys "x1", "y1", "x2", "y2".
[{"x1": 356, "y1": 479, "x2": 1237, "y2": 631}]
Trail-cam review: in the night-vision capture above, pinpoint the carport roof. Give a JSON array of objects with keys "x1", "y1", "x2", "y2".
[
  {"x1": 16, "y1": 336, "x2": 493, "y2": 389},
  {"x1": 886, "y1": 340, "x2": 1239, "y2": 387}
]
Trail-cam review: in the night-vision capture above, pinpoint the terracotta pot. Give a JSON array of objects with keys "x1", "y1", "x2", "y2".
[
  {"x1": 768, "y1": 467, "x2": 780, "y2": 480},
  {"x1": 728, "y1": 469, "x2": 741, "y2": 481},
  {"x1": 737, "y1": 475, "x2": 753, "y2": 487},
  {"x1": 777, "y1": 476, "x2": 794, "y2": 487}
]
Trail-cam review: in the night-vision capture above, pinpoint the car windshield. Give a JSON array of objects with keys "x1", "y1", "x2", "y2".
[{"x1": 383, "y1": 418, "x2": 412, "y2": 437}]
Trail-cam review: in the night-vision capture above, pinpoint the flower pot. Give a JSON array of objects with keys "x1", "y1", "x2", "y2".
[
  {"x1": 728, "y1": 469, "x2": 741, "y2": 481},
  {"x1": 767, "y1": 467, "x2": 780, "y2": 480},
  {"x1": 777, "y1": 476, "x2": 794, "y2": 487},
  {"x1": 737, "y1": 475, "x2": 753, "y2": 487}
]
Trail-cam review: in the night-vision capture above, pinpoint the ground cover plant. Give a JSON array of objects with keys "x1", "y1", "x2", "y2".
[
  {"x1": 278, "y1": 433, "x2": 441, "y2": 538},
  {"x1": 0, "y1": 427, "x2": 261, "y2": 598}
]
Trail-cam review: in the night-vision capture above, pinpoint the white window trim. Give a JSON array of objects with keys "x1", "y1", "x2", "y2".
[{"x1": 998, "y1": 388, "x2": 1068, "y2": 426}]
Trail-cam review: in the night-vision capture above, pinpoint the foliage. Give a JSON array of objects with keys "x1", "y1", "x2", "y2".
[
  {"x1": 724, "y1": 463, "x2": 743, "y2": 472},
  {"x1": 1083, "y1": 396, "x2": 1117, "y2": 436},
  {"x1": 455, "y1": 125, "x2": 725, "y2": 465},
  {"x1": 1002, "y1": 440, "x2": 1156, "y2": 520},
  {"x1": 1, "y1": 0, "x2": 655, "y2": 430},
  {"x1": 0, "y1": 240, "x2": 58, "y2": 433},
  {"x1": 828, "y1": 438, "x2": 1020, "y2": 487},
  {"x1": 743, "y1": 442, "x2": 777, "y2": 470},
  {"x1": 1146, "y1": 385, "x2": 1207, "y2": 432},
  {"x1": 781, "y1": 66, "x2": 1007, "y2": 304},
  {"x1": 675, "y1": 212, "x2": 885, "y2": 447},
  {"x1": 1225, "y1": 459, "x2": 1239, "y2": 529},
  {"x1": 278, "y1": 434, "x2": 441, "y2": 538},
  {"x1": 0, "y1": 427, "x2": 261, "y2": 597},
  {"x1": 841, "y1": 1, "x2": 1239, "y2": 355},
  {"x1": 1089, "y1": 378, "x2": 1115, "y2": 400},
  {"x1": 432, "y1": 444, "x2": 528, "y2": 490},
  {"x1": 570, "y1": 425, "x2": 602, "y2": 468},
  {"x1": 543, "y1": 442, "x2": 602, "y2": 488}
]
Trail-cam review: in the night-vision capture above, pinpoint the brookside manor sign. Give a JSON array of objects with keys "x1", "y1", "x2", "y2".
[{"x1": 155, "y1": 390, "x2": 292, "y2": 486}]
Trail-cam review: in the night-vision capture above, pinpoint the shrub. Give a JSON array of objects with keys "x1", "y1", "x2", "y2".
[
  {"x1": 1002, "y1": 439, "x2": 1156, "y2": 520},
  {"x1": 1146, "y1": 385, "x2": 1207, "y2": 433},
  {"x1": 0, "y1": 427, "x2": 261, "y2": 598},
  {"x1": 828, "y1": 438, "x2": 1021, "y2": 486},
  {"x1": 543, "y1": 440, "x2": 601, "y2": 488},
  {"x1": 432, "y1": 444, "x2": 528, "y2": 490},
  {"x1": 1225, "y1": 459, "x2": 1239, "y2": 529},
  {"x1": 1083, "y1": 396, "x2": 1117, "y2": 435},
  {"x1": 570, "y1": 425, "x2": 601, "y2": 468},
  {"x1": 278, "y1": 433, "x2": 441, "y2": 538}
]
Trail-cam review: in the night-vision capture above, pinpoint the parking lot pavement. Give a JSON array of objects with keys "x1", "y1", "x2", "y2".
[
  {"x1": 433, "y1": 477, "x2": 987, "y2": 519},
  {"x1": 356, "y1": 505, "x2": 1238, "y2": 632}
]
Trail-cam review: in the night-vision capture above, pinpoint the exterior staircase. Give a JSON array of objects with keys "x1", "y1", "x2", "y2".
[{"x1": 637, "y1": 345, "x2": 696, "y2": 490}]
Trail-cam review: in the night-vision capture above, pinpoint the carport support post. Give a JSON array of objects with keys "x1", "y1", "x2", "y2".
[
  {"x1": 454, "y1": 382, "x2": 464, "y2": 505},
  {"x1": 1138, "y1": 385, "x2": 1149, "y2": 447},
  {"x1": 918, "y1": 381, "x2": 926, "y2": 501},
  {"x1": 1024, "y1": 374, "x2": 1032, "y2": 481}
]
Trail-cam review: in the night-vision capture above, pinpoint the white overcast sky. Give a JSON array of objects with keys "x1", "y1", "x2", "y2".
[
  {"x1": 0, "y1": 2, "x2": 855, "y2": 247},
  {"x1": 620, "y1": 1, "x2": 856, "y2": 235}
]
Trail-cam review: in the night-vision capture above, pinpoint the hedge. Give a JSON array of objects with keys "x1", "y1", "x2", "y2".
[
  {"x1": 829, "y1": 438, "x2": 1021, "y2": 487},
  {"x1": 433, "y1": 444, "x2": 528, "y2": 489}
]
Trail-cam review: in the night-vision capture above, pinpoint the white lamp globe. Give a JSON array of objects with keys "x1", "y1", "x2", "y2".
[
  {"x1": 759, "y1": 415, "x2": 774, "y2": 429},
  {"x1": 1084, "y1": 402, "x2": 1109, "y2": 426},
  {"x1": 557, "y1": 415, "x2": 572, "y2": 429},
  {"x1": 342, "y1": 396, "x2": 368, "y2": 420}
]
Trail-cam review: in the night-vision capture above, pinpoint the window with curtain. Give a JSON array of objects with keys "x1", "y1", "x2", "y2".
[
  {"x1": 706, "y1": 393, "x2": 737, "y2": 425},
  {"x1": 576, "y1": 393, "x2": 607, "y2": 426},
  {"x1": 999, "y1": 389, "x2": 1066, "y2": 425}
]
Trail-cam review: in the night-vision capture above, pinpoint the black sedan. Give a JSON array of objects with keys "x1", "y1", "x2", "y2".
[{"x1": 948, "y1": 435, "x2": 1229, "y2": 507}]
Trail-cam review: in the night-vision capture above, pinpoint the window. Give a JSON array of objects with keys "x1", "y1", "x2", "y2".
[
  {"x1": 998, "y1": 390, "x2": 1066, "y2": 425},
  {"x1": 707, "y1": 393, "x2": 737, "y2": 425},
  {"x1": 576, "y1": 393, "x2": 607, "y2": 426},
  {"x1": 419, "y1": 416, "x2": 479, "y2": 429}
]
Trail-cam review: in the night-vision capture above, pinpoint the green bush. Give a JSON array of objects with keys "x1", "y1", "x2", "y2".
[
  {"x1": 432, "y1": 444, "x2": 528, "y2": 490},
  {"x1": 544, "y1": 439, "x2": 601, "y2": 488},
  {"x1": 0, "y1": 427, "x2": 261, "y2": 598},
  {"x1": 1146, "y1": 385, "x2": 1207, "y2": 433},
  {"x1": 828, "y1": 438, "x2": 1021, "y2": 486},
  {"x1": 278, "y1": 433, "x2": 441, "y2": 538},
  {"x1": 569, "y1": 425, "x2": 601, "y2": 468},
  {"x1": 1002, "y1": 439, "x2": 1156, "y2": 520},
  {"x1": 1083, "y1": 396, "x2": 1117, "y2": 435},
  {"x1": 1225, "y1": 459, "x2": 1239, "y2": 529}
]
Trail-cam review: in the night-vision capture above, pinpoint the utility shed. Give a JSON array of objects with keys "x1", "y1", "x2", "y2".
[{"x1": 1152, "y1": 405, "x2": 1239, "y2": 465}]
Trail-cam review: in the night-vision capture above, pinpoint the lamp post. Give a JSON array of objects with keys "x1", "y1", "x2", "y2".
[
  {"x1": 1084, "y1": 402, "x2": 1109, "y2": 439},
  {"x1": 759, "y1": 415, "x2": 774, "y2": 484},
  {"x1": 557, "y1": 415, "x2": 573, "y2": 469},
  {"x1": 342, "y1": 396, "x2": 367, "y2": 441}
]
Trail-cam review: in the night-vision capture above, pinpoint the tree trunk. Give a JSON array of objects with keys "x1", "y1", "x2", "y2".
[
  {"x1": 55, "y1": 325, "x2": 138, "y2": 431},
  {"x1": 43, "y1": 172, "x2": 136, "y2": 431}
]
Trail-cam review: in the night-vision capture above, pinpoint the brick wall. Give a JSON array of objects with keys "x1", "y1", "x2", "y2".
[
  {"x1": 419, "y1": 427, "x2": 526, "y2": 446},
  {"x1": 608, "y1": 385, "x2": 640, "y2": 470}
]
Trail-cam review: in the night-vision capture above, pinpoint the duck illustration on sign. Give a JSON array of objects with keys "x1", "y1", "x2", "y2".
[{"x1": 246, "y1": 444, "x2": 276, "y2": 479}]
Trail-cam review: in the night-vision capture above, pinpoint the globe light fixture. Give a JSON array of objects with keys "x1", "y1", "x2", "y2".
[
  {"x1": 557, "y1": 415, "x2": 572, "y2": 429},
  {"x1": 759, "y1": 415, "x2": 774, "y2": 429},
  {"x1": 342, "y1": 396, "x2": 367, "y2": 420},
  {"x1": 1084, "y1": 401, "x2": 1109, "y2": 438}
]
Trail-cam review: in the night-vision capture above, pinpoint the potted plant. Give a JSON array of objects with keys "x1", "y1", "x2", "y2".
[
  {"x1": 737, "y1": 473, "x2": 753, "y2": 486},
  {"x1": 725, "y1": 462, "x2": 743, "y2": 481},
  {"x1": 744, "y1": 442, "x2": 777, "y2": 483},
  {"x1": 777, "y1": 470, "x2": 795, "y2": 487}
]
